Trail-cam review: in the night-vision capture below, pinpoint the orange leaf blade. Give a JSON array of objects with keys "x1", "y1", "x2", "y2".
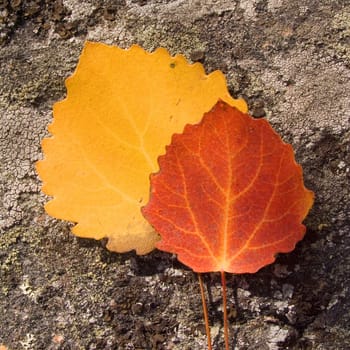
[
  {"x1": 36, "y1": 42, "x2": 247, "y2": 255},
  {"x1": 142, "y1": 101, "x2": 314, "y2": 272}
]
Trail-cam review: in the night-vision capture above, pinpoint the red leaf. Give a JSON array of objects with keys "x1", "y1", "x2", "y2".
[{"x1": 142, "y1": 101, "x2": 314, "y2": 273}]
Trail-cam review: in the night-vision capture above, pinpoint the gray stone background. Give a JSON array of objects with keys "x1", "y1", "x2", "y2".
[{"x1": 0, "y1": 0, "x2": 349, "y2": 349}]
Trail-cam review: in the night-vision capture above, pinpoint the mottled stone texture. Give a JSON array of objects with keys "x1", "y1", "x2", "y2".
[{"x1": 0, "y1": 1, "x2": 349, "y2": 349}]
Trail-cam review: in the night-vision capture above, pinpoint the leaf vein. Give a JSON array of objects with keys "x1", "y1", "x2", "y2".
[{"x1": 174, "y1": 146, "x2": 218, "y2": 265}]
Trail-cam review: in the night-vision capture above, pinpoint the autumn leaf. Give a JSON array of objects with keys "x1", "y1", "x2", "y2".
[
  {"x1": 36, "y1": 42, "x2": 247, "y2": 255},
  {"x1": 142, "y1": 101, "x2": 314, "y2": 272}
]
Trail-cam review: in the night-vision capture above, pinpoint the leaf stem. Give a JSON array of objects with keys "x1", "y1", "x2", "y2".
[
  {"x1": 198, "y1": 273, "x2": 212, "y2": 350},
  {"x1": 221, "y1": 270, "x2": 229, "y2": 350}
]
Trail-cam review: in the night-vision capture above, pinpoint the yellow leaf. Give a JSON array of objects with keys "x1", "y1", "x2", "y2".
[{"x1": 36, "y1": 41, "x2": 247, "y2": 254}]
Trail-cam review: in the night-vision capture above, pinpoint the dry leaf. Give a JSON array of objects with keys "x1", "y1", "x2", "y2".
[
  {"x1": 36, "y1": 42, "x2": 247, "y2": 254},
  {"x1": 142, "y1": 101, "x2": 314, "y2": 271}
]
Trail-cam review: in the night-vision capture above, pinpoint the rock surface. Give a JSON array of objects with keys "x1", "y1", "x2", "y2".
[{"x1": 0, "y1": 0, "x2": 349, "y2": 349}]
